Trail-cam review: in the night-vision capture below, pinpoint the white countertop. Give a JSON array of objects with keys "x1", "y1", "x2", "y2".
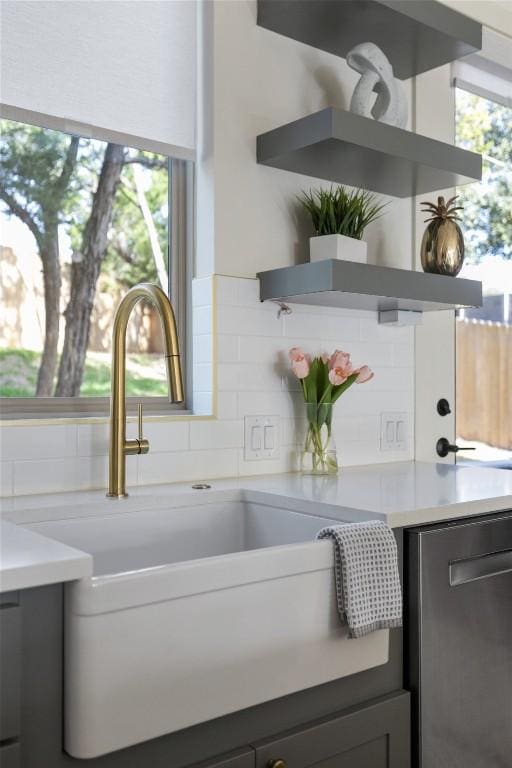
[
  {"x1": 1, "y1": 461, "x2": 511, "y2": 593},
  {"x1": 0, "y1": 519, "x2": 92, "y2": 593}
]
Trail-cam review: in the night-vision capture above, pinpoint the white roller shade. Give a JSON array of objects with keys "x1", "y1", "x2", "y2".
[
  {"x1": 0, "y1": 0, "x2": 196, "y2": 158},
  {"x1": 454, "y1": 28, "x2": 512, "y2": 108}
]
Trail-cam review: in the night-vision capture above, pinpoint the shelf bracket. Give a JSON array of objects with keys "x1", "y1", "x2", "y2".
[{"x1": 379, "y1": 309, "x2": 423, "y2": 327}]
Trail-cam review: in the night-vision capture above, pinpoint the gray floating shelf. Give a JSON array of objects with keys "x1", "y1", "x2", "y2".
[
  {"x1": 258, "y1": 260, "x2": 482, "y2": 313},
  {"x1": 257, "y1": 108, "x2": 482, "y2": 198},
  {"x1": 258, "y1": 0, "x2": 481, "y2": 80}
]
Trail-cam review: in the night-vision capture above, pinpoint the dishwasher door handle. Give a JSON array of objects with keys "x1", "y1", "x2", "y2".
[{"x1": 450, "y1": 549, "x2": 512, "y2": 586}]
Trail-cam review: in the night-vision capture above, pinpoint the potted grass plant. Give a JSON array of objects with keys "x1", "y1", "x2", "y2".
[{"x1": 299, "y1": 185, "x2": 386, "y2": 264}]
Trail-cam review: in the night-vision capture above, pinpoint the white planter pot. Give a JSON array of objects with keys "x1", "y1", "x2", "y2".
[{"x1": 309, "y1": 234, "x2": 367, "y2": 264}]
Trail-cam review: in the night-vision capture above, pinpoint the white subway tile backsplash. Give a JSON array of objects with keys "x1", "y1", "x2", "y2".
[
  {"x1": 193, "y1": 364, "x2": 213, "y2": 393},
  {"x1": 77, "y1": 422, "x2": 109, "y2": 457},
  {"x1": 0, "y1": 462, "x2": 13, "y2": 497},
  {"x1": 193, "y1": 392, "x2": 214, "y2": 416},
  {"x1": 1, "y1": 424, "x2": 77, "y2": 462},
  {"x1": 189, "y1": 419, "x2": 244, "y2": 450},
  {"x1": 393, "y1": 342, "x2": 415, "y2": 367},
  {"x1": 342, "y1": 341, "x2": 395, "y2": 368},
  {"x1": 236, "y1": 277, "x2": 260, "y2": 306},
  {"x1": 137, "y1": 448, "x2": 238, "y2": 486},
  {"x1": 142, "y1": 421, "x2": 190, "y2": 453},
  {"x1": 193, "y1": 306, "x2": 214, "y2": 336},
  {"x1": 217, "y1": 363, "x2": 282, "y2": 393},
  {"x1": 284, "y1": 312, "x2": 359, "y2": 342},
  {"x1": 360, "y1": 318, "x2": 414, "y2": 343},
  {"x1": 193, "y1": 334, "x2": 214, "y2": 363},
  {"x1": 3, "y1": 276, "x2": 415, "y2": 496},
  {"x1": 238, "y1": 336, "x2": 286, "y2": 364},
  {"x1": 12, "y1": 455, "x2": 137, "y2": 496},
  {"x1": 192, "y1": 276, "x2": 213, "y2": 307},
  {"x1": 216, "y1": 334, "x2": 239, "y2": 363},
  {"x1": 369, "y1": 366, "x2": 415, "y2": 392},
  {"x1": 216, "y1": 391, "x2": 239, "y2": 420},
  {"x1": 238, "y1": 448, "x2": 297, "y2": 478},
  {"x1": 217, "y1": 305, "x2": 283, "y2": 337},
  {"x1": 215, "y1": 275, "x2": 239, "y2": 305},
  {"x1": 237, "y1": 391, "x2": 302, "y2": 420}
]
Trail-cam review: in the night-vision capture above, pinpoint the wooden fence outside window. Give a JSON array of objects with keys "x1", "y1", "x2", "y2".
[{"x1": 456, "y1": 318, "x2": 512, "y2": 450}]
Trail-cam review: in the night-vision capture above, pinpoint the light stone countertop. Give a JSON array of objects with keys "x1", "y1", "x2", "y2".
[{"x1": 1, "y1": 461, "x2": 511, "y2": 592}]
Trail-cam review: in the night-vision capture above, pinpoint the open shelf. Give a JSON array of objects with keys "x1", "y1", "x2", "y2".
[
  {"x1": 257, "y1": 0, "x2": 482, "y2": 80},
  {"x1": 258, "y1": 260, "x2": 482, "y2": 313},
  {"x1": 257, "y1": 108, "x2": 482, "y2": 198}
]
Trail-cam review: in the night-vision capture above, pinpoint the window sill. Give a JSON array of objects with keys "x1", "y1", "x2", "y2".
[{"x1": 0, "y1": 410, "x2": 223, "y2": 427}]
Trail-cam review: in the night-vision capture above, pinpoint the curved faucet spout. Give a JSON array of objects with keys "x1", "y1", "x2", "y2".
[{"x1": 108, "y1": 283, "x2": 184, "y2": 498}]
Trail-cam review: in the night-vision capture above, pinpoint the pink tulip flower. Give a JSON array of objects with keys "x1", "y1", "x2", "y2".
[
  {"x1": 289, "y1": 347, "x2": 310, "y2": 379},
  {"x1": 355, "y1": 365, "x2": 374, "y2": 384},
  {"x1": 327, "y1": 350, "x2": 354, "y2": 385},
  {"x1": 328, "y1": 366, "x2": 348, "y2": 386},
  {"x1": 328, "y1": 349, "x2": 352, "y2": 373}
]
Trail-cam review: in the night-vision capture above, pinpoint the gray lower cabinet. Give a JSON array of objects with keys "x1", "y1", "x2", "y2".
[
  {"x1": 0, "y1": 593, "x2": 21, "y2": 768},
  {"x1": 1, "y1": 573, "x2": 408, "y2": 768},
  {"x1": 191, "y1": 749, "x2": 255, "y2": 768},
  {"x1": 0, "y1": 742, "x2": 21, "y2": 768},
  {"x1": 0, "y1": 598, "x2": 21, "y2": 744},
  {"x1": 253, "y1": 691, "x2": 410, "y2": 768}
]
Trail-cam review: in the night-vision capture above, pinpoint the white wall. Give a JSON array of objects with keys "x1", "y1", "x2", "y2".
[
  {"x1": 0, "y1": 275, "x2": 415, "y2": 496},
  {"x1": 3, "y1": 0, "x2": 470, "y2": 496},
  {"x1": 209, "y1": 0, "x2": 414, "y2": 277},
  {"x1": 438, "y1": 0, "x2": 512, "y2": 36},
  {"x1": 0, "y1": 1, "x2": 196, "y2": 158}
]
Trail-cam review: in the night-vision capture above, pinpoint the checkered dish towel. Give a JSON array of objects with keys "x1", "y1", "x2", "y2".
[{"x1": 316, "y1": 521, "x2": 402, "y2": 639}]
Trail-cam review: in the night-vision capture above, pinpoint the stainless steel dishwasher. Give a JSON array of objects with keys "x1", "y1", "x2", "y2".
[{"x1": 406, "y1": 512, "x2": 512, "y2": 768}]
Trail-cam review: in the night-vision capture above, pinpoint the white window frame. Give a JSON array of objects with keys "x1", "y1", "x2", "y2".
[{"x1": 0, "y1": 109, "x2": 193, "y2": 420}]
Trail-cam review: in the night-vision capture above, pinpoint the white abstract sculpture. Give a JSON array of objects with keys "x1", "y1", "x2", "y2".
[{"x1": 346, "y1": 42, "x2": 408, "y2": 129}]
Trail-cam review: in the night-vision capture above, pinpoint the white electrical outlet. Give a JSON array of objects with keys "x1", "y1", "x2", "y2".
[
  {"x1": 244, "y1": 415, "x2": 280, "y2": 460},
  {"x1": 380, "y1": 412, "x2": 408, "y2": 451}
]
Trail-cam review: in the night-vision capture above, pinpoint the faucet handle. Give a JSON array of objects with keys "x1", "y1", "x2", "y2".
[{"x1": 137, "y1": 403, "x2": 150, "y2": 455}]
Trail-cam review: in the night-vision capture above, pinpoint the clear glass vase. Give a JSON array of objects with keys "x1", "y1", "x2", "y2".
[{"x1": 301, "y1": 403, "x2": 338, "y2": 475}]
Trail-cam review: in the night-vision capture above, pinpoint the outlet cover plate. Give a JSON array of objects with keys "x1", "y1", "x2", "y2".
[
  {"x1": 244, "y1": 415, "x2": 280, "y2": 461},
  {"x1": 380, "y1": 412, "x2": 408, "y2": 452}
]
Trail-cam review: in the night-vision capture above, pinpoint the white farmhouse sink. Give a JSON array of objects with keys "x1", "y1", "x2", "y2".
[{"x1": 28, "y1": 493, "x2": 389, "y2": 758}]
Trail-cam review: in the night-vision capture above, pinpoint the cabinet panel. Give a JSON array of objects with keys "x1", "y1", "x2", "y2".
[
  {"x1": 254, "y1": 691, "x2": 410, "y2": 768},
  {"x1": 191, "y1": 748, "x2": 254, "y2": 768},
  {"x1": 0, "y1": 603, "x2": 22, "y2": 742},
  {"x1": 0, "y1": 742, "x2": 21, "y2": 768}
]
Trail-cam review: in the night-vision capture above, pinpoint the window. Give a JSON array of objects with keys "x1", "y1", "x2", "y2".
[
  {"x1": 0, "y1": 117, "x2": 190, "y2": 417},
  {"x1": 455, "y1": 89, "x2": 512, "y2": 466}
]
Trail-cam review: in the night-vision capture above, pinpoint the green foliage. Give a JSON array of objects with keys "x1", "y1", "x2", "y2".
[
  {"x1": 0, "y1": 119, "x2": 171, "y2": 398},
  {"x1": 0, "y1": 120, "x2": 81, "y2": 237},
  {"x1": 0, "y1": 349, "x2": 167, "y2": 398},
  {"x1": 301, "y1": 358, "x2": 359, "y2": 410},
  {"x1": 455, "y1": 91, "x2": 512, "y2": 263},
  {"x1": 0, "y1": 119, "x2": 169, "y2": 287},
  {"x1": 298, "y1": 185, "x2": 386, "y2": 239}
]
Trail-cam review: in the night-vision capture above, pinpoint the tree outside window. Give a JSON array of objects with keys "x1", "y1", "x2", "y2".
[{"x1": 0, "y1": 118, "x2": 173, "y2": 400}]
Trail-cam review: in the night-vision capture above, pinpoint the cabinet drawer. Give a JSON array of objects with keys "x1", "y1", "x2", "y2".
[
  {"x1": 0, "y1": 604, "x2": 22, "y2": 742},
  {"x1": 190, "y1": 748, "x2": 255, "y2": 768},
  {"x1": 254, "y1": 691, "x2": 410, "y2": 768},
  {"x1": 0, "y1": 742, "x2": 21, "y2": 768}
]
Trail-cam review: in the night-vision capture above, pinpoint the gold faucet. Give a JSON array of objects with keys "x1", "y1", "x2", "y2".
[{"x1": 107, "y1": 283, "x2": 184, "y2": 498}]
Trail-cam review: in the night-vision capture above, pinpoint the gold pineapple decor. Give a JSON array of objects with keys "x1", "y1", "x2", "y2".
[{"x1": 420, "y1": 195, "x2": 465, "y2": 276}]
